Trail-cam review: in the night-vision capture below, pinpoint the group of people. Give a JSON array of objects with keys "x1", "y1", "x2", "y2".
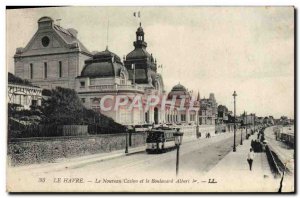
[
  {"x1": 247, "y1": 127, "x2": 266, "y2": 171},
  {"x1": 205, "y1": 132, "x2": 211, "y2": 138}
]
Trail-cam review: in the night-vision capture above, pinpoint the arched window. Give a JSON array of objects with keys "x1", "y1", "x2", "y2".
[
  {"x1": 155, "y1": 81, "x2": 159, "y2": 90},
  {"x1": 120, "y1": 73, "x2": 126, "y2": 85}
]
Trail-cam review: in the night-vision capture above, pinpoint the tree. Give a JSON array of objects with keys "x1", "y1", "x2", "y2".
[
  {"x1": 41, "y1": 87, "x2": 125, "y2": 133},
  {"x1": 8, "y1": 72, "x2": 32, "y2": 86}
]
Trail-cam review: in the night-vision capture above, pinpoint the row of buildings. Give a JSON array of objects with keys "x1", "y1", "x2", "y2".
[{"x1": 10, "y1": 16, "x2": 220, "y2": 126}]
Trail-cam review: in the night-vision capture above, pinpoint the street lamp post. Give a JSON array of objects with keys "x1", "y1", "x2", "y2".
[
  {"x1": 125, "y1": 128, "x2": 129, "y2": 154},
  {"x1": 245, "y1": 111, "x2": 248, "y2": 139},
  {"x1": 240, "y1": 111, "x2": 245, "y2": 145},
  {"x1": 174, "y1": 129, "x2": 184, "y2": 176},
  {"x1": 254, "y1": 113, "x2": 256, "y2": 133},
  {"x1": 233, "y1": 91, "x2": 237, "y2": 152},
  {"x1": 196, "y1": 114, "x2": 200, "y2": 138}
]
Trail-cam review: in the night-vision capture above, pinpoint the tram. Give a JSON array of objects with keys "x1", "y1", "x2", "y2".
[
  {"x1": 274, "y1": 126, "x2": 294, "y2": 148},
  {"x1": 146, "y1": 128, "x2": 177, "y2": 153}
]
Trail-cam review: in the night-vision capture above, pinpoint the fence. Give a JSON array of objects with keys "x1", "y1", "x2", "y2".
[
  {"x1": 8, "y1": 116, "x2": 125, "y2": 139},
  {"x1": 60, "y1": 125, "x2": 88, "y2": 136},
  {"x1": 265, "y1": 145, "x2": 281, "y2": 178}
]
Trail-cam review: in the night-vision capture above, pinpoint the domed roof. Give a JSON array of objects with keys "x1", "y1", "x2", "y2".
[
  {"x1": 171, "y1": 83, "x2": 187, "y2": 92},
  {"x1": 168, "y1": 83, "x2": 190, "y2": 99},
  {"x1": 137, "y1": 26, "x2": 144, "y2": 33},
  {"x1": 80, "y1": 48, "x2": 125, "y2": 78},
  {"x1": 126, "y1": 48, "x2": 151, "y2": 60},
  {"x1": 92, "y1": 48, "x2": 121, "y2": 63}
]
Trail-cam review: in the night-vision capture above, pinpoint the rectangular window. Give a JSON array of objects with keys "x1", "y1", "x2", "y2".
[
  {"x1": 80, "y1": 81, "x2": 85, "y2": 88},
  {"x1": 44, "y1": 62, "x2": 47, "y2": 79},
  {"x1": 59, "y1": 61, "x2": 62, "y2": 78},
  {"x1": 190, "y1": 114, "x2": 194, "y2": 122},
  {"x1": 31, "y1": 100, "x2": 37, "y2": 107},
  {"x1": 81, "y1": 98, "x2": 85, "y2": 103},
  {"x1": 30, "y1": 63, "x2": 33, "y2": 79},
  {"x1": 181, "y1": 114, "x2": 186, "y2": 122}
]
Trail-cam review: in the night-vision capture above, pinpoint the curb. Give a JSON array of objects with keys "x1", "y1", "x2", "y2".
[{"x1": 61, "y1": 147, "x2": 146, "y2": 170}]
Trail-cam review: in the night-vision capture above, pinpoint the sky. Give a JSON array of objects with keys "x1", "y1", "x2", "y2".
[{"x1": 6, "y1": 6, "x2": 294, "y2": 119}]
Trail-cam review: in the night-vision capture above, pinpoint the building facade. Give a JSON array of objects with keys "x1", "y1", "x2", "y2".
[
  {"x1": 14, "y1": 16, "x2": 92, "y2": 90},
  {"x1": 13, "y1": 17, "x2": 200, "y2": 126},
  {"x1": 199, "y1": 93, "x2": 218, "y2": 125},
  {"x1": 8, "y1": 73, "x2": 42, "y2": 109},
  {"x1": 165, "y1": 83, "x2": 200, "y2": 125},
  {"x1": 76, "y1": 47, "x2": 147, "y2": 125}
]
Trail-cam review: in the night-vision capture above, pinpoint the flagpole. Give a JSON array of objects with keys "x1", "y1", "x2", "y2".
[
  {"x1": 134, "y1": 64, "x2": 136, "y2": 85},
  {"x1": 132, "y1": 64, "x2": 135, "y2": 85}
]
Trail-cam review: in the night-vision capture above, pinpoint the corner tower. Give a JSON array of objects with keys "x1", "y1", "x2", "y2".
[{"x1": 124, "y1": 23, "x2": 159, "y2": 87}]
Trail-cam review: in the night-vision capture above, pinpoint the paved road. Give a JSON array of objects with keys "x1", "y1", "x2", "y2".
[
  {"x1": 36, "y1": 130, "x2": 247, "y2": 178},
  {"x1": 8, "y1": 130, "x2": 252, "y2": 192}
]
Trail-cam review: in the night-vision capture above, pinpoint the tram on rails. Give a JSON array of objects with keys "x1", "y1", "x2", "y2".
[
  {"x1": 146, "y1": 128, "x2": 178, "y2": 153},
  {"x1": 274, "y1": 126, "x2": 294, "y2": 148}
]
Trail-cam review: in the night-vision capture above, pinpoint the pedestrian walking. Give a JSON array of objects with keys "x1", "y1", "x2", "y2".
[{"x1": 247, "y1": 148, "x2": 255, "y2": 171}]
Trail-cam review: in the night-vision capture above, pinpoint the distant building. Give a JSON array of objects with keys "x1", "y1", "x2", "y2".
[
  {"x1": 217, "y1": 105, "x2": 229, "y2": 124},
  {"x1": 165, "y1": 83, "x2": 200, "y2": 125},
  {"x1": 242, "y1": 113, "x2": 255, "y2": 125},
  {"x1": 199, "y1": 93, "x2": 218, "y2": 125}
]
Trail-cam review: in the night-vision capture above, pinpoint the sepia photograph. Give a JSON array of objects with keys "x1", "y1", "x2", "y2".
[{"x1": 6, "y1": 6, "x2": 295, "y2": 192}]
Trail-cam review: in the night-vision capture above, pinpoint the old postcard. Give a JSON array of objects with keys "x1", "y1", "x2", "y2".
[{"x1": 6, "y1": 6, "x2": 295, "y2": 192}]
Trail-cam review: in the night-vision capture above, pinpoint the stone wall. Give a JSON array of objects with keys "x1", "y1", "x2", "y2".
[{"x1": 8, "y1": 132, "x2": 146, "y2": 166}]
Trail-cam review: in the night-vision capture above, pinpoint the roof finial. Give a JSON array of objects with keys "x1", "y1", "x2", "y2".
[
  {"x1": 140, "y1": 22, "x2": 142, "y2": 27},
  {"x1": 106, "y1": 45, "x2": 108, "y2": 50}
]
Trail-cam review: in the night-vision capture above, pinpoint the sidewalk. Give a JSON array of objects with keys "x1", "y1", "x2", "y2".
[
  {"x1": 204, "y1": 133, "x2": 280, "y2": 192},
  {"x1": 8, "y1": 145, "x2": 146, "y2": 174}
]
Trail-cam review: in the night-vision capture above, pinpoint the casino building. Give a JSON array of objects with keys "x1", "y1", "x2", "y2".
[{"x1": 13, "y1": 16, "x2": 200, "y2": 126}]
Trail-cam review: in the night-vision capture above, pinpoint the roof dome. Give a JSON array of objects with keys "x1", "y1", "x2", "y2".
[
  {"x1": 126, "y1": 48, "x2": 151, "y2": 60},
  {"x1": 168, "y1": 83, "x2": 190, "y2": 99},
  {"x1": 92, "y1": 48, "x2": 121, "y2": 63},
  {"x1": 171, "y1": 83, "x2": 187, "y2": 92},
  {"x1": 137, "y1": 26, "x2": 144, "y2": 33},
  {"x1": 80, "y1": 48, "x2": 125, "y2": 78}
]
